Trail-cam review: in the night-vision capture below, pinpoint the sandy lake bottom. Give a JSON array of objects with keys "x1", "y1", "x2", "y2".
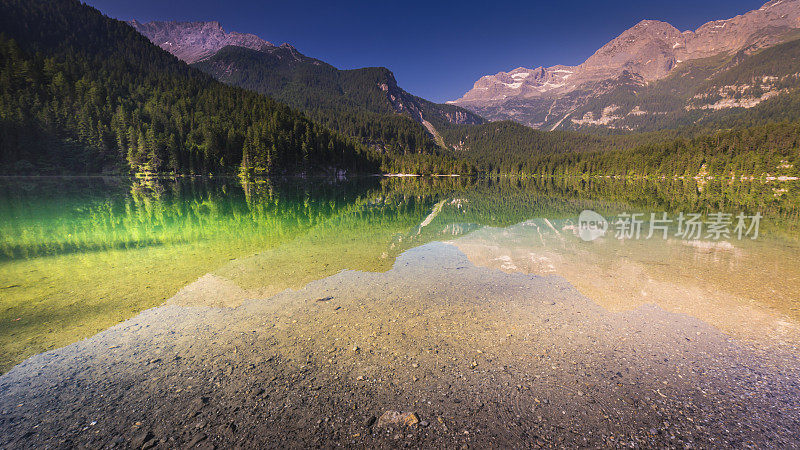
[{"x1": 1, "y1": 241, "x2": 799, "y2": 448}]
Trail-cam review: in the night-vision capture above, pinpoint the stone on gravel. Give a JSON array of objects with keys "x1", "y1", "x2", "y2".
[
  {"x1": 186, "y1": 432, "x2": 207, "y2": 448},
  {"x1": 131, "y1": 430, "x2": 154, "y2": 449},
  {"x1": 376, "y1": 410, "x2": 420, "y2": 429}
]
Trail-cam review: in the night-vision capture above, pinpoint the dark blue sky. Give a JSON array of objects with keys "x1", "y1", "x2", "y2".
[{"x1": 86, "y1": 0, "x2": 765, "y2": 102}]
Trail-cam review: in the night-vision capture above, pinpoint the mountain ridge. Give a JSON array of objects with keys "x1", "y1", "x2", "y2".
[
  {"x1": 0, "y1": 0, "x2": 379, "y2": 175},
  {"x1": 130, "y1": 21, "x2": 484, "y2": 154},
  {"x1": 128, "y1": 20, "x2": 275, "y2": 64},
  {"x1": 450, "y1": 0, "x2": 800, "y2": 131}
]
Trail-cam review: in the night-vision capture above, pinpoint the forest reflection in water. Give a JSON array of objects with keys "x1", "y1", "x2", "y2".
[{"x1": 1, "y1": 175, "x2": 798, "y2": 370}]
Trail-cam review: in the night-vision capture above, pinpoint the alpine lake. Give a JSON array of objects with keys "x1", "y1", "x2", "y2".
[{"x1": 1, "y1": 175, "x2": 799, "y2": 447}]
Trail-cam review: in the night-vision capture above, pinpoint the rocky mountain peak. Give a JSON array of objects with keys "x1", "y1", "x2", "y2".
[
  {"x1": 581, "y1": 19, "x2": 682, "y2": 81},
  {"x1": 128, "y1": 20, "x2": 274, "y2": 63},
  {"x1": 450, "y1": 0, "x2": 800, "y2": 124}
]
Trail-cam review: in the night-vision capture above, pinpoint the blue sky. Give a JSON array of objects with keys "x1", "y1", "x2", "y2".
[{"x1": 86, "y1": 0, "x2": 766, "y2": 102}]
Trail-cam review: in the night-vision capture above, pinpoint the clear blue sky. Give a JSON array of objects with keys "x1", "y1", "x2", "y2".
[{"x1": 85, "y1": 0, "x2": 765, "y2": 103}]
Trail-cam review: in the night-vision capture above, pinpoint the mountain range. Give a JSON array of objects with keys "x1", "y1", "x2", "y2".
[
  {"x1": 449, "y1": 0, "x2": 800, "y2": 132},
  {"x1": 2, "y1": 0, "x2": 799, "y2": 179},
  {"x1": 127, "y1": 20, "x2": 274, "y2": 64},
  {"x1": 0, "y1": 0, "x2": 380, "y2": 176},
  {"x1": 129, "y1": 20, "x2": 484, "y2": 155}
]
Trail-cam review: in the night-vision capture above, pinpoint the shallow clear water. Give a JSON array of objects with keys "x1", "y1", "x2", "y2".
[{"x1": 1, "y1": 176, "x2": 799, "y2": 371}]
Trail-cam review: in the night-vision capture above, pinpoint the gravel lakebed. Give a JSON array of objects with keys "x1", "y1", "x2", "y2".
[{"x1": 1, "y1": 243, "x2": 799, "y2": 448}]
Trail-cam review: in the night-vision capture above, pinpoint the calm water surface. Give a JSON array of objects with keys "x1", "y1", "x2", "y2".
[{"x1": 1, "y1": 176, "x2": 799, "y2": 371}]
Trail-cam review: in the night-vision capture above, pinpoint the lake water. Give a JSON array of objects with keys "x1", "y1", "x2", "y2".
[{"x1": 1, "y1": 176, "x2": 799, "y2": 446}]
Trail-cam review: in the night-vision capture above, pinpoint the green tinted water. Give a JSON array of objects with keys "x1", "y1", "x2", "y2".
[{"x1": 1, "y1": 176, "x2": 799, "y2": 371}]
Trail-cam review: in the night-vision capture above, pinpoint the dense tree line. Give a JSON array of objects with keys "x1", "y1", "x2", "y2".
[
  {"x1": 441, "y1": 111, "x2": 800, "y2": 178},
  {"x1": 440, "y1": 121, "x2": 649, "y2": 173},
  {"x1": 3, "y1": 0, "x2": 798, "y2": 179},
  {"x1": 193, "y1": 46, "x2": 482, "y2": 158},
  {"x1": 0, "y1": 0, "x2": 379, "y2": 175},
  {"x1": 505, "y1": 121, "x2": 800, "y2": 178}
]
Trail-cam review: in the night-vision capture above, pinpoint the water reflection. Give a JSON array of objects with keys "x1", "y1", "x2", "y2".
[
  {"x1": 451, "y1": 217, "x2": 800, "y2": 347},
  {"x1": 1, "y1": 176, "x2": 799, "y2": 371}
]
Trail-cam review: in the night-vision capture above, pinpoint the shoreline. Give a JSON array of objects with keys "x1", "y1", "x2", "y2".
[{"x1": 2, "y1": 243, "x2": 798, "y2": 448}]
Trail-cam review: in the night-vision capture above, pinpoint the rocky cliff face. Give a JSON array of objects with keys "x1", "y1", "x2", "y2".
[
  {"x1": 450, "y1": 0, "x2": 800, "y2": 129},
  {"x1": 128, "y1": 20, "x2": 274, "y2": 64}
]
